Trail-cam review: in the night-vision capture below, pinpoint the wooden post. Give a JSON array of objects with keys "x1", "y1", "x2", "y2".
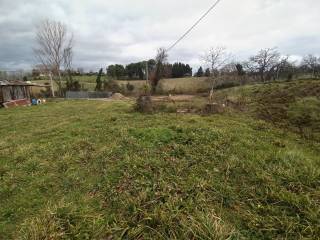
[
  {"x1": 49, "y1": 72, "x2": 55, "y2": 97},
  {"x1": 0, "y1": 86, "x2": 3, "y2": 104}
]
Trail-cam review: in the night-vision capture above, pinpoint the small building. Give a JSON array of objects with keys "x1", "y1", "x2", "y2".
[{"x1": 0, "y1": 80, "x2": 46, "y2": 108}]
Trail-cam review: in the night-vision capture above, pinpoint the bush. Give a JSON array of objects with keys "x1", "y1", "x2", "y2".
[
  {"x1": 103, "y1": 80, "x2": 121, "y2": 93},
  {"x1": 139, "y1": 84, "x2": 151, "y2": 96},
  {"x1": 66, "y1": 79, "x2": 81, "y2": 91},
  {"x1": 135, "y1": 95, "x2": 153, "y2": 113},
  {"x1": 126, "y1": 82, "x2": 135, "y2": 92}
]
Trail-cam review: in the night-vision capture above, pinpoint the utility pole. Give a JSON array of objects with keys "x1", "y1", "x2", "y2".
[{"x1": 146, "y1": 61, "x2": 149, "y2": 84}]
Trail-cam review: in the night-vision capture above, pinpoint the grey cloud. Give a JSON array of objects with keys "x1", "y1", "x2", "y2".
[{"x1": 1, "y1": 0, "x2": 320, "y2": 71}]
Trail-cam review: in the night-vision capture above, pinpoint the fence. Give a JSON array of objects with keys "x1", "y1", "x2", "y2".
[{"x1": 66, "y1": 91, "x2": 112, "y2": 99}]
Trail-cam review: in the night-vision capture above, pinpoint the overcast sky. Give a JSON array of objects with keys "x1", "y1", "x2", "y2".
[{"x1": 1, "y1": 0, "x2": 320, "y2": 71}]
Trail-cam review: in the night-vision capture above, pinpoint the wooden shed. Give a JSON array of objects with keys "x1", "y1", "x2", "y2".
[{"x1": 0, "y1": 80, "x2": 45, "y2": 107}]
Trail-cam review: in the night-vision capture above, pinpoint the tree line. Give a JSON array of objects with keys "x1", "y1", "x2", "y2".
[
  {"x1": 32, "y1": 19, "x2": 320, "y2": 96},
  {"x1": 192, "y1": 46, "x2": 320, "y2": 90},
  {"x1": 107, "y1": 47, "x2": 320, "y2": 83},
  {"x1": 106, "y1": 61, "x2": 193, "y2": 80}
]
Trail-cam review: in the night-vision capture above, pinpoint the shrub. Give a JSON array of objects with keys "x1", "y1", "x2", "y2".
[
  {"x1": 126, "y1": 82, "x2": 135, "y2": 92},
  {"x1": 139, "y1": 84, "x2": 151, "y2": 96},
  {"x1": 103, "y1": 80, "x2": 121, "y2": 93},
  {"x1": 66, "y1": 79, "x2": 81, "y2": 91},
  {"x1": 135, "y1": 95, "x2": 153, "y2": 113}
]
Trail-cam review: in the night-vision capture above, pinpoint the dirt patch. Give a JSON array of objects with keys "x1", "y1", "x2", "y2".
[
  {"x1": 151, "y1": 95, "x2": 196, "y2": 102},
  {"x1": 111, "y1": 93, "x2": 129, "y2": 100}
]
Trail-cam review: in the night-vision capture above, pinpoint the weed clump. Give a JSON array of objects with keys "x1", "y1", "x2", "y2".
[
  {"x1": 135, "y1": 95, "x2": 153, "y2": 113},
  {"x1": 203, "y1": 103, "x2": 225, "y2": 115},
  {"x1": 18, "y1": 201, "x2": 104, "y2": 239}
]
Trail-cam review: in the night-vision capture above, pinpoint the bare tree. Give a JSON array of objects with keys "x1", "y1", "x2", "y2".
[
  {"x1": 202, "y1": 46, "x2": 232, "y2": 89},
  {"x1": 271, "y1": 56, "x2": 294, "y2": 80},
  {"x1": 63, "y1": 47, "x2": 73, "y2": 71},
  {"x1": 203, "y1": 46, "x2": 231, "y2": 74},
  {"x1": 63, "y1": 45, "x2": 73, "y2": 84},
  {"x1": 34, "y1": 19, "x2": 73, "y2": 96},
  {"x1": 150, "y1": 48, "x2": 168, "y2": 94},
  {"x1": 248, "y1": 48, "x2": 280, "y2": 82},
  {"x1": 301, "y1": 54, "x2": 319, "y2": 78}
]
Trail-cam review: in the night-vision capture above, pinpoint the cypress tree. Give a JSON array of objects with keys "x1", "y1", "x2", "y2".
[
  {"x1": 95, "y1": 68, "x2": 103, "y2": 91},
  {"x1": 196, "y1": 67, "x2": 204, "y2": 77},
  {"x1": 205, "y1": 68, "x2": 211, "y2": 77}
]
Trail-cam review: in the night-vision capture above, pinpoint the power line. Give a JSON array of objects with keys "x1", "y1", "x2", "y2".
[{"x1": 166, "y1": 0, "x2": 223, "y2": 52}]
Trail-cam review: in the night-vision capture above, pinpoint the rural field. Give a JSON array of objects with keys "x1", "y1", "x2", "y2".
[
  {"x1": 0, "y1": 80, "x2": 319, "y2": 239},
  {"x1": 33, "y1": 76, "x2": 211, "y2": 94}
]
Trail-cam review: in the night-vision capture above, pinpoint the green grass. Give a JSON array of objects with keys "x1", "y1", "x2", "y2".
[
  {"x1": 1, "y1": 96, "x2": 319, "y2": 239},
  {"x1": 213, "y1": 79, "x2": 320, "y2": 141}
]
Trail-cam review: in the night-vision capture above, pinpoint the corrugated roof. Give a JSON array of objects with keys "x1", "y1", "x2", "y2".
[
  {"x1": 0, "y1": 80, "x2": 47, "y2": 87},
  {"x1": 0, "y1": 80, "x2": 32, "y2": 86}
]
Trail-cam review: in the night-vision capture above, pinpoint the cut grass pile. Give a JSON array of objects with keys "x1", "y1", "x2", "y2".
[{"x1": 0, "y1": 99, "x2": 319, "y2": 239}]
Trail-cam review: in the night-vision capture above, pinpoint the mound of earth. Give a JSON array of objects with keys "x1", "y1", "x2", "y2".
[{"x1": 111, "y1": 93, "x2": 128, "y2": 100}]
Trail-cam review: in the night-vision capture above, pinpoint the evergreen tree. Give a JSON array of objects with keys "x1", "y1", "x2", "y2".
[
  {"x1": 172, "y1": 62, "x2": 192, "y2": 78},
  {"x1": 196, "y1": 67, "x2": 204, "y2": 77},
  {"x1": 205, "y1": 68, "x2": 211, "y2": 77},
  {"x1": 185, "y1": 64, "x2": 192, "y2": 76},
  {"x1": 95, "y1": 68, "x2": 103, "y2": 91},
  {"x1": 236, "y1": 64, "x2": 245, "y2": 76},
  {"x1": 107, "y1": 65, "x2": 126, "y2": 79}
]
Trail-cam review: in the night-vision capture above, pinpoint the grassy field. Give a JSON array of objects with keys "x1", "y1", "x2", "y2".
[
  {"x1": 1, "y1": 79, "x2": 320, "y2": 239},
  {"x1": 213, "y1": 79, "x2": 320, "y2": 141},
  {"x1": 33, "y1": 76, "x2": 210, "y2": 93},
  {"x1": 118, "y1": 77, "x2": 210, "y2": 94},
  {"x1": 72, "y1": 76, "x2": 210, "y2": 93}
]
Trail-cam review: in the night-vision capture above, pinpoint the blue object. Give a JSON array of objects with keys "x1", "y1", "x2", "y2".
[{"x1": 31, "y1": 99, "x2": 38, "y2": 105}]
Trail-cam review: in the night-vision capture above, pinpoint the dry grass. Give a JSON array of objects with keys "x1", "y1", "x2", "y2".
[
  {"x1": 118, "y1": 77, "x2": 210, "y2": 94},
  {"x1": 33, "y1": 77, "x2": 210, "y2": 94}
]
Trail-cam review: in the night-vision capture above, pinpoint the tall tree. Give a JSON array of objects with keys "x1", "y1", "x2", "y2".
[
  {"x1": 186, "y1": 64, "x2": 192, "y2": 76},
  {"x1": 95, "y1": 68, "x2": 103, "y2": 91},
  {"x1": 235, "y1": 64, "x2": 245, "y2": 76},
  {"x1": 107, "y1": 64, "x2": 126, "y2": 79},
  {"x1": 204, "y1": 68, "x2": 211, "y2": 77},
  {"x1": 203, "y1": 46, "x2": 230, "y2": 76},
  {"x1": 150, "y1": 48, "x2": 168, "y2": 94},
  {"x1": 196, "y1": 66, "x2": 204, "y2": 77},
  {"x1": 34, "y1": 19, "x2": 73, "y2": 96},
  {"x1": 248, "y1": 48, "x2": 280, "y2": 82},
  {"x1": 63, "y1": 46, "x2": 73, "y2": 89},
  {"x1": 203, "y1": 46, "x2": 231, "y2": 89},
  {"x1": 301, "y1": 54, "x2": 320, "y2": 78},
  {"x1": 171, "y1": 62, "x2": 193, "y2": 78}
]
